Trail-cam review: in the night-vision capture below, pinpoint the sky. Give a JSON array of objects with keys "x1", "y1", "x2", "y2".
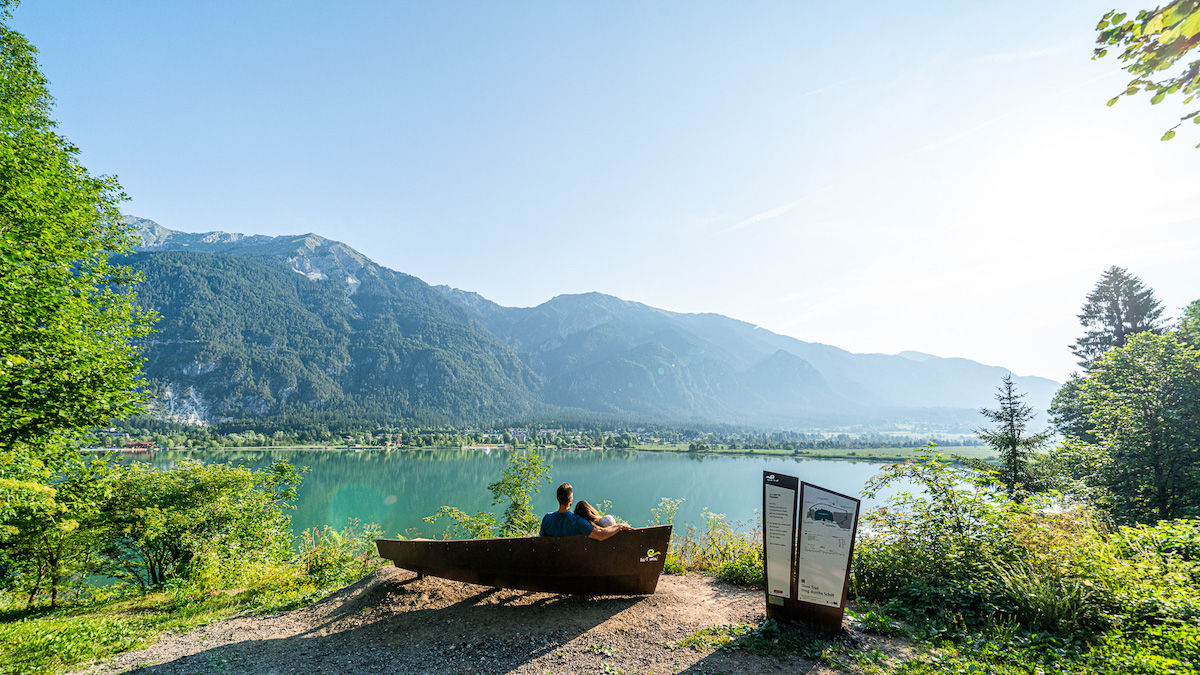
[{"x1": 11, "y1": 0, "x2": 1199, "y2": 383}]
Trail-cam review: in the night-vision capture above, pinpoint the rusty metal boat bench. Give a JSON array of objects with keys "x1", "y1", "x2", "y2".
[{"x1": 375, "y1": 524, "x2": 672, "y2": 595}]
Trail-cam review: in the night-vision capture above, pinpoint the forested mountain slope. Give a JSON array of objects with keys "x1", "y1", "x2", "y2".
[
  {"x1": 125, "y1": 229, "x2": 542, "y2": 425},
  {"x1": 127, "y1": 217, "x2": 1057, "y2": 428},
  {"x1": 434, "y1": 287, "x2": 1059, "y2": 425}
]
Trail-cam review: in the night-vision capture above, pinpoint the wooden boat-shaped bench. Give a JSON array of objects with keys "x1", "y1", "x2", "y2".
[{"x1": 375, "y1": 525, "x2": 672, "y2": 595}]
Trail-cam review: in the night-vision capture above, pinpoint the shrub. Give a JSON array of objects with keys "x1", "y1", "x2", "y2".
[
  {"x1": 297, "y1": 519, "x2": 385, "y2": 586},
  {"x1": 98, "y1": 459, "x2": 303, "y2": 589},
  {"x1": 670, "y1": 509, "x2": 762, "y2": 588}
]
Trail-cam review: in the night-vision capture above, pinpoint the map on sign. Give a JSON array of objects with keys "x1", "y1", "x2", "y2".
[{"x1": 796, "y1": 483, "x2": 859, "y2": 608}]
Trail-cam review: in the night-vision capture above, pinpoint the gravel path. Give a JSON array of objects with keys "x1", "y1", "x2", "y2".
[{"x1": 68, "y1": 567, "x2": 857, "y2": 674}]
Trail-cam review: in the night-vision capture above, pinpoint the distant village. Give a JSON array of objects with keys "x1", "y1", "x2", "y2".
[{"x1": 99, "y1": 422, "x2": 979, "y2": 454}]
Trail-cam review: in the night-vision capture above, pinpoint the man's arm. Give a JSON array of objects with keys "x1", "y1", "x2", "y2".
[{"x1": 587, "y1": 522, "x2": 633, "y2": 541}]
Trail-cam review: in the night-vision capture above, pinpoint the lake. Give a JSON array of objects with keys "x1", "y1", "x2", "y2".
[{"x1": 129, "y1": 448, "x2": 908, "y2": 537}]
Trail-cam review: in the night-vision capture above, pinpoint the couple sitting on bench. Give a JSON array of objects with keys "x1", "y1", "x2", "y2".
[{"x1": 539, "y1": 482, "x2": 632, "y2": 540}]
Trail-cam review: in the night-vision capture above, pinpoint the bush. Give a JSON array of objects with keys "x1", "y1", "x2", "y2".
[
  {"x1": 670, "y1": 509, "x2": 762, "y2": 588},
  {"x1": 297, "y1": 519, "x2": 385, "y2": 586},
  {"x1": 98, "y1": 459, "x2": 303, "y2": 589},
  {"x1": 852, "y1": 446, "x2": 1200, "y2": 671}
]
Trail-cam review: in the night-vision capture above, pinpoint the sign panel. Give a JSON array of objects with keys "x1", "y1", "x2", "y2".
[
  {"x1": 762, "y1": 472, "x2": 799, "y2": 600},
  {"x1": 796, "y1": 482, "x2": 860, "y2": 608}
]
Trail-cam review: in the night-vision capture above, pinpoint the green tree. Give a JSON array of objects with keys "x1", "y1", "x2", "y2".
[
  {"x1": 488, "y1": 448, "x2": 552, "y2": 536},
  {"x1": 1054, "y1": 266, "x2": 1166, "y2": 443},
  {"x1": 1178, "y1": 298, "x2": 1200, "y2": 346},
  {"x1": 1048, "y1": 374, "x2": 1097, "y2": 443},
  {"x1": 0, "y1": 4, "x2": 155, "y2": 487},
  {"x1": 1095, "y1": 1, "x2": 1200, "y2": 144},
  {"x1": 2, "y1": 456, "x2": 113, "y2": 607},
  {"x1": 1071, "y1": 266, "x2": 1164, "y2": 369},
  {"x1": 97, "y1": 459, "x2": 302, "y2": 587},
  {"x1": 975, "y1": 374, "x2": 1050, "y2": 503},
  {"x1": 1053, "y1": 333, "x2": 1200, "y2": 523}
]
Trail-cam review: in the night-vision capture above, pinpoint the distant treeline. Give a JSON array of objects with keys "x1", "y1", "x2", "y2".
[{"x1": 99, "y1": 416, "x2": 979, "y2": 451}]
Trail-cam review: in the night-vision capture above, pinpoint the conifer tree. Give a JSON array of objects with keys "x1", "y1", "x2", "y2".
[
  {"x1": 1071, "y1": 266, "x2": 1164, "y2": 369},
  {"x1": 977, "y1": 374, "x2": 1050, "y2": 502}
]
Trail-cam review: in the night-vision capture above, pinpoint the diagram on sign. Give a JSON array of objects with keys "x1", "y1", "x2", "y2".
[{"x1": 796, "y1": 484, "x2": 859, "y2": 607}]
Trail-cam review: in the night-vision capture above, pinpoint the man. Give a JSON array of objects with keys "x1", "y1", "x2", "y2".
[{"x1": 539, "y1": 482, "x2": 632, "y2": 540}]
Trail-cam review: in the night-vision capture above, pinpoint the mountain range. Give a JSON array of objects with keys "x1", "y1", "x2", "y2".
[{"x1": 124, "y1": 216, "x2": 1059, "y2": 430}]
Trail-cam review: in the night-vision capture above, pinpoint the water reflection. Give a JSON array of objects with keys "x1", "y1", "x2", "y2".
[{"x1": 124, "y1": 448, "x2": 901, "y2": 538}]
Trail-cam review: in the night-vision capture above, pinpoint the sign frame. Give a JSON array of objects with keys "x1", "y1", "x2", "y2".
[{"x1": 760, "y1": 475, "x2": 861, "y2": 633}]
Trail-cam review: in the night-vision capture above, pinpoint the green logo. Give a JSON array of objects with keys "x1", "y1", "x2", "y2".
[{"x1": 646, "y1": 548, "x2": 661, "y2": 557}]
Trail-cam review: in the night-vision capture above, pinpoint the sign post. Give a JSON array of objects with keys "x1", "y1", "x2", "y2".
[{"x1": 761, "y1": 472, "x2": 861, "y2": 632}]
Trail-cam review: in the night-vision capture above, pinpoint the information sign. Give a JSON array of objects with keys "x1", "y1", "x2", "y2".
[
  {"x1": 796, "y1": 483, "x2": 860, "y2": 607},
  {"x1": 761, "y1": 475, "x2": 861, "y2": 632},
  {"x1": 762, "y1": 472, "x2": 798, "y2": 600}
]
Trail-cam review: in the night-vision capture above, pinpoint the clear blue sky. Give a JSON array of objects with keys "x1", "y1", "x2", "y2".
[{"x1": 12, "y1": 0, "x2": 1199, "y2": 382}]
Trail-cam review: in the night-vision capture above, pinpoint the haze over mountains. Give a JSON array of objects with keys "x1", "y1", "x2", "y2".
[{"x1": 125, "y1": 217, "x2": 1059, "y2": 430}]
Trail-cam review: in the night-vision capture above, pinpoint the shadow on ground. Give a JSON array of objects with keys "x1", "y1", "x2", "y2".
[{"x1": 122, "y1": 572, "x2": 646, "y2": 674}]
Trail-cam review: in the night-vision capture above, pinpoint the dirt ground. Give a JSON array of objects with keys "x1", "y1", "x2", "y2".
[{"x1": 67, "y1": 567, "x2": 895, "y2": 674}]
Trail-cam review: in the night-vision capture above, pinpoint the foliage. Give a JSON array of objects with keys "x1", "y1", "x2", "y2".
[
  {"x1": 853, "y1": 448, "x2": 1026, "y2": 612},
  {"x1": 422, "y1": 506, "x2": 498, "y2": 540},
  {"x1": 1052, "y1": 332, "x2": 1200, "y2": 523},
  {"x1": 422, "y1": 447, "x2": 549, "y2": 539},
  {"x1": 853, "y1": 443, "x2": 1200, "y2": 671},
  {"x1": 296, "y1": 518, "x2": 384, "y2": 586},
  {"x1": 1095, "y1": 1, "x2": 1200, "y2": 144},
  {"x1": 1179, "y1": 298, "x2": 1200, "y2": 347},
  {"x1": 0, "y1": 456, "x2": 113, "y2": 607},
  {"x1": 0, "y1": 4, "x2": 155, "y2": 528},
  {"x1": 1049, "y1": 372, "x2": 1097, "y2": 442},
  {"x1": 974, "y1": 374, "x2": 1050, "y2": 502},
  {"x1": 648, "y1": 496, "x2": 684, "y2": 526},
  {"x1": 709, "y1": 619, "x2": 839, "y2": 661},
  {"x1": 487, "y1": 448, "x2": 551, "y2": 536},
  {"x1": 97, "y1": 459, "x2": 303, "y2": 588},
  {"x1": 666, "y1": 622, "x2": 754, "y2": 651},
  {"x1": 0, "y1": 525, "x2": 388, "y2": 675},
  {"x1": 847, "y1": 606, "x2": 908, "y2": 637},
  {"x1": 1070, "y1": 266, "x2": 1165, "y2": 369},
  {"x1": 669, "y1": 509, "x2": 762, "y2": 587}
]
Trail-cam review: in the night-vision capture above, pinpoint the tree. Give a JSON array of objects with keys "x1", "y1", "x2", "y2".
[
  {"x1": 0, "y1": 4, "x2": 155, "y2": 482},
  {"x1": 1095, "y1": 1, "x2": 1200, "y2": 144},
  {"x1": 488, "y1": 448, "x2": 552, "y2": 536},
  {"x1": 2, "y1": 456, "x2": 113, "y2": 607},
  {"x1": 1178, "y1": 299, "x2": 1200, "y2": 346},
  {"x1": 1052, "y1": 333, "x2": 1200, "y2": 523},
  {"x1": 1048, "y1": 374, "x2": 1097, "y2": 443},
  {"x1": 97, "y1": 459, "x2": 302, "y2": 588},
  {"x1": 975, "y1": 375, "x2": 1050, "y2": 502},
  {"x1": 1070, "y1": 266, "x2": 1164, "y2": 369}
]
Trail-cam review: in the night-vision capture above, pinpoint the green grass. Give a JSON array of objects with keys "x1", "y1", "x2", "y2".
[
  {"x1": 0, "y1": 580, "x2": 347, "y2": 675},
  {"x1": 1, "y1": 519, "x2": 386, "y2": 675}
]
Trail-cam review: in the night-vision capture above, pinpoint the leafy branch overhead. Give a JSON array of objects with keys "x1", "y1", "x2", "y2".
[{"x1": 1095, "y1": 1, "x2": 1200, "y2": 144}]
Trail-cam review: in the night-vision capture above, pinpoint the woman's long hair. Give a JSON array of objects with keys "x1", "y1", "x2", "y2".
[{"x1": 574, "y1": 499, "x2": 602, "y2": 525}]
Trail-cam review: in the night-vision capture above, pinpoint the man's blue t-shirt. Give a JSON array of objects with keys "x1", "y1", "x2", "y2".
[{"x1": 539, "y1": 511, "x2": 594, "y2": 537}]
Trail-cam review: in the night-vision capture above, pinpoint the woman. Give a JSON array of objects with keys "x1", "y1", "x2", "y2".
[{"x1": 574, "y1": 499, "x2": 616, "y2": 527}]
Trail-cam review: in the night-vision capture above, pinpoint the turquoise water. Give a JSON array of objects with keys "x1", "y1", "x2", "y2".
[{"x1": 130, "y1": 448, "x2": 902, "y2": 537}]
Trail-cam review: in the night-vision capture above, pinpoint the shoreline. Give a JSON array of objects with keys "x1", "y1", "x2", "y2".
[{"x1": 87, "y1": 444, "x2": 997, "y2": 463}]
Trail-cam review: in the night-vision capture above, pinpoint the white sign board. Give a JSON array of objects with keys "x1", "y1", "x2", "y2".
[
  {"x1": 796, "y1": 482, "x2": 859, "y2": 608},
  {"x1": 762, "y1": 472, "x2": 798, "y2": 599}
]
